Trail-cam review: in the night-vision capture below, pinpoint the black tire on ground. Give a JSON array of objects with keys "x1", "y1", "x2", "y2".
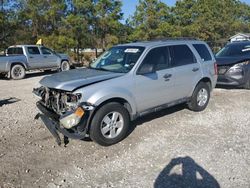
[
  {"x1": 90, "y1": 102, "x2": 130, "y2": 146},
  {"x1": 10, "y1": 64, "x2": 26, "y2": 80},
  {"x1": 60, "y1": 61, "x2": 70, "y2": 71},
  {"x1": 244, "y1": 78, "x2": 250, "y2": 89},
  {"x1": 188, "y1": 82, "x2": 210, "y2": 112}
]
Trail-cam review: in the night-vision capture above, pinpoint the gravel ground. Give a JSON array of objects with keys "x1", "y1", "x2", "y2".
[{"x1": 0, "y1": 72, "x2": 250, "y2": 188}]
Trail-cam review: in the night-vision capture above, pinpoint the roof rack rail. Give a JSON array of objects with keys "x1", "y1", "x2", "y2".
[
  {"x1": 133, "y1": 37, "x2": 198, "y2": 43},
  {"x1": 152, "y1": 37, "x2": 198, "y2": 41}
]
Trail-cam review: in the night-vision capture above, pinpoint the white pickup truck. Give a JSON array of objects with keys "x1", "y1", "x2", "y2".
[{"x1": 0, "y1": 45, "x2": 70, "y2": 79}]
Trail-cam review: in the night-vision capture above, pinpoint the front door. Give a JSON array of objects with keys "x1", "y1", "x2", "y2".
[
  {"x1": 134, "y1": 46, "x2": 175, "y2": 113},
  {"x1": 40, "y1": 47, "x2": 59, "y2": 68}
]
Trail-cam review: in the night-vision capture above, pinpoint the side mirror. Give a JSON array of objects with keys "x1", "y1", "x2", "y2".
[{"x1": 137, "y1": 63, "x2": 155, "y2": 75}]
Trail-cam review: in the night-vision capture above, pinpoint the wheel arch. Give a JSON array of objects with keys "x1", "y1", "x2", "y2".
[
  {"x1": 86, "y1": 97, "x2": 135, "y2": 133},
  {"x1": 193, "y1": 77, "x2": 212, "y2": 93},
  {"x1": 61, "y1": 59, "x2": 69, "y2": 63},
  {"x1": 94, "y1": 97, "x2": 134, "y2": 119},
  {"x1": 199, "y1": 77, "x2": 212, "y2": 91},
  {"x1": 9, "y1": 62, "x2": 27, "y2": 71}
]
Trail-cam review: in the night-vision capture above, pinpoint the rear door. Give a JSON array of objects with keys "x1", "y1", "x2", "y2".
[
  {"x1": 26, "y1": 46, "x2": 44, "y2": 69},
  {"x1": 193, "y1": 43, "x2": 216, "y2": 86},
  {"x1": 134, "y1": 46, "x2": 175, "y2": 113},
  {"x1": 40, "y1": 47, "x2": 59, "y2": 68},
  {"x1": 169, "y1": 44, "x2": 202, "y2": 100}
]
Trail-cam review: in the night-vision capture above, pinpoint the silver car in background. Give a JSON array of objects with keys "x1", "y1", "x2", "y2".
[
  {"x1": 0, "y1": 45, "x2": 70, "y2": 79},
  {"x1": 34, "y1": 39, "x2": 217, "y2": 146}
]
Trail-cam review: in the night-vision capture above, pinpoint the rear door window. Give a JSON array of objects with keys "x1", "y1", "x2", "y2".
[
  {"x1": 193, "y1": 44, "x2": 212, "y2": 61},
  {"x1": 27, "y1": 47, "x2": 40, "y2": 55},
  {"x1": 170, "y1": 45, "x2": 197, "y2": 67},
  {"x1": 7, "y1": 47, "x2": 24, "y2": 55}
]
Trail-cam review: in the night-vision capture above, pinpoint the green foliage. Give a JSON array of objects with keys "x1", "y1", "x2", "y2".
[
  {"x1": 0, "y1": 0, "x2": 250, "y2": 54},
  {"x1": 129, "y1": 0, "x2": 171, "y2": 40}
]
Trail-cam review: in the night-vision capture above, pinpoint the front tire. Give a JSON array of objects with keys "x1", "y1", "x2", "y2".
[
  {"x1": 188, "y1": 82, "x2": 210, "y2": 112},
  {"x1": 10, "y1": 64, "x2": 26, "y2": 80},
  {"x1": 60, "y1": 61, "x2": 70, "y2": 71},
  {"x1": 90, "y1": 102, "x2": 130, "y2": 146}
]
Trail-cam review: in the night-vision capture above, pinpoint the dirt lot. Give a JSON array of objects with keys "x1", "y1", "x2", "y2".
[{"x1": 0, "y1": 72, "x2": 250, "y2": 188}]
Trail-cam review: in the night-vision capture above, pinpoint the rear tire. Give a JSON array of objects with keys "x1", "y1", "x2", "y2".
[
  {"x1": 188, "y1": 82, "x2": 210, "y2": 112},
  {"x1": 10, "y1": 64, "x2": 26, "y2": 80},
  {"x1": 90, "y1": 102, "x2": 130, "y2": 146},
  {"x1": 60, "y1": 61, "x2": 70, "y2": 71}
]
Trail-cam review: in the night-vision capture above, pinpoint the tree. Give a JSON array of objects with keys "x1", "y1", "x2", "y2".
[
  {"x1": 129, "y1": 0, "x2": 172, "y2": 40},
  {"x1": 171, "y1": 0, "x2": 250, "y2": 43},
  {"x1": 92, "y1": 0, "x2": 123, "y2": 50},
  {"x1": 0, "y1": 0, "x2": 19, "y2": 50}
]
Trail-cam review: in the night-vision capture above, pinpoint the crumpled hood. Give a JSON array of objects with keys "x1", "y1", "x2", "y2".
[
  {"x1": 39, "y1": 68, "x2": 124, "y2": 91},
  {"x1": 216, "y1": 56, "x2": 249, "y2": 66}
]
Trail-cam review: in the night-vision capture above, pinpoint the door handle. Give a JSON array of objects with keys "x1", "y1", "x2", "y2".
[
  {"x1": 44, "y1": 56, "x2": 47, "y2": 58},
  {"x1": 30, "y1": 56, "x2": 34, "y2": 59},
  {"x1": 192, "y1": 67, "x2": 199, "y2": 72},
  {"x1": 163, "y1": 73, "x2": 172, "y2": 81},
  {"x1": 163, "y1": 73, "x2": 172, "y2": 78}
]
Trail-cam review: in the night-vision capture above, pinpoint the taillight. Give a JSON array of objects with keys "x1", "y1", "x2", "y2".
[{"x1": 214, "y1": 62, "x2": 218, "y2": 75}]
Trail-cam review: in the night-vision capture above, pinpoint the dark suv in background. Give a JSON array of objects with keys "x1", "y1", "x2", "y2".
[{"x1": 216, "y1": 41, "x2": 250, "y2": 89}]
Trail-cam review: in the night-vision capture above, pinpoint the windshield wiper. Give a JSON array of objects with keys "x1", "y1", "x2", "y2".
[{"x1": 88, "y1": 66, "x2": 110, "y2": 72}]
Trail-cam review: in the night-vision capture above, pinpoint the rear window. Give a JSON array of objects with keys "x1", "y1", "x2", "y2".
[
  {"x1": 193, "y1": 44, "x2": 212, "y2": 61},
  {"x1": 170, "y1": 45, "x2": 196, "y2": 66},
  {"x1": 27, "y1": 47, "x2": 40, "y2": 55},
  {"x1": 7, "y1": 47, "x2": 24, "y2": 55}
]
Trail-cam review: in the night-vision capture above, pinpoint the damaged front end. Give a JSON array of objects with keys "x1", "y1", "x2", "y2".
[{"x1": 33, "y1": 86, "x2": 95, "y2": 145}]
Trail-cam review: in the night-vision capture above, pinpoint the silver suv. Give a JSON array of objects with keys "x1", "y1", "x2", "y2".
[{"x1": 34, "y1": 39, "x2": 217, "y2": 146}]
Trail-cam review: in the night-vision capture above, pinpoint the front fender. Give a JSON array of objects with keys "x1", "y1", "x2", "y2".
[{"x1": 85, "y1": 87, "x2": 137, "y2": 116}]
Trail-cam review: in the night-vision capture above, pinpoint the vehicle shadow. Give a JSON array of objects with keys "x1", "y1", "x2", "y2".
[
  {"x1": 128, "y1": 104, "x2": 186, "y2": 135},
  {"x1": 154, "y1": 156, "x2": 220, "y2": 188},
  {"x1": 24, "y1": 70, "x2": 57, "y2": 79},
  {"x1": 216, "y1": 85, "x2": 243, "y2": 90},
  {"x1": 0, "y1": 97, "x2": 21, "y2": 107},
  {"x1": 79, "y1": 104, "x2": 186, "y2": 145},
  {"x1": 0, "y1": 71, "x2": 57, "y2": 80}
]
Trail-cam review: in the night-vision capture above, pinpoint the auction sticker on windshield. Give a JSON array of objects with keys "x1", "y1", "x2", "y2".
[{"x1": 124, "y1": 48, "x2": 139, "y2": 53}]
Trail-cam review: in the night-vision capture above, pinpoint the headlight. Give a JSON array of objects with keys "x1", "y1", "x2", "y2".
[
  {"x1": 234, "y1": 61, "x2": 249, "y2": 67},
  {"x1": 228, "y1": 61, "x2": 249, "y2": 73},
  {"x1": 60, "y1": 107, "x2": 85, "y2": 129}
]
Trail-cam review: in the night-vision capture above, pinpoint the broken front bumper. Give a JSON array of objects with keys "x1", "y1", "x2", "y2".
[{"x1": 35, "y1": 101, "x2": 93, "y2": 145}]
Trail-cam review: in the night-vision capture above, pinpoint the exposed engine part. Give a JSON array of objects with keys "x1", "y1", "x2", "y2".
[{"x1": 33, "y1": 86, "x2": 81, "y2": 115}]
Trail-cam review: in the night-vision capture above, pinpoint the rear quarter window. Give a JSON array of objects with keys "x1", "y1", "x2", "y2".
[{"x1": 193, "y1": 44, "x2": 212, "y2": 61}]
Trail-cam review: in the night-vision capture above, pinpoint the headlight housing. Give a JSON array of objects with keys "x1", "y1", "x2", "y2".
[
  {"x1": 228, "y1": 61, "x2": 249, "y2": 73},
  {"x1": 60, "y1": 107, "x2": 85, "y2": 129},
  {"x1": 65, "y1": 93, "x2": 82, "y2": 108}
]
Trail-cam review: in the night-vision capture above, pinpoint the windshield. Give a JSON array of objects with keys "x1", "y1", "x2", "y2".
[
  {"x1": 90, "y1": 46, "x2": 145, "y2": 73},
  {"x1": 216, "y1": 43, "x2": 250, "y2": 57}
]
